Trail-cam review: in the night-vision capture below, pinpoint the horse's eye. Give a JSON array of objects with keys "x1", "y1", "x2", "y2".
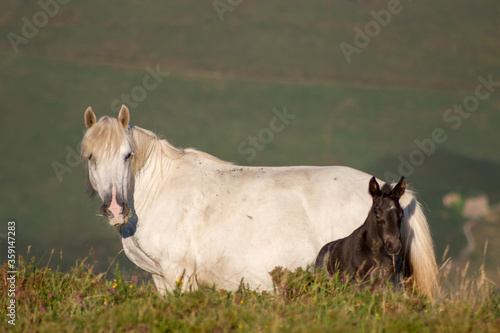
[
  {"x1": 125, "y1": 152, "x2": 134, "y2": 161},
  {"x1": 88, "y1": 153, "x2": 93, "y2": 161}
]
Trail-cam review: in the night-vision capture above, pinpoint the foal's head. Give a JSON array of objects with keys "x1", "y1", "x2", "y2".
[
  {"x1": 81, "y1": 105, "x2": 135, "y2": 226},
  {"x1": 368, "y1": 176, "x2": 406, "y2": 256}
]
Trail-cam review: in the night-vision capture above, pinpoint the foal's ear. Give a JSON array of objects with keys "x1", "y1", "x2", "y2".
[
  {"x1": 118, "y1": 105, "x2": 130, "y2": 129},
  {"x1": 368, "y1": 176, "x2": 381, "y2": 198},
  {"x1": 84, "y1": 107, "x2": 97, "y2": 129},
  {"x1": 392, "y1": 176, "x2": 406, "y2": 199}
]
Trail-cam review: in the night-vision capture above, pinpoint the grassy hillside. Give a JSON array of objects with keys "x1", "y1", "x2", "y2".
[
  {"x1": 1, "y1": 258, "x2": 498, "y2": 332},
  {"x1": 0, "y1": 0, "x2": 499, "y2": 284}
]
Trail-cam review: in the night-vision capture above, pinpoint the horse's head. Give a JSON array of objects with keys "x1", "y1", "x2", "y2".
[
  {"x1": 368, "y1": 176, "x2": 406, "y2": 256},
  {"x1": 81, "y1": 105, "x2": 134, "y2": 226}
]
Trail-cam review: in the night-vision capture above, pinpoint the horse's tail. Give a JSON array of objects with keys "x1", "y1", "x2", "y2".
[{"x1": 400, "y1": 190, "x2": 439, "y2": 299}]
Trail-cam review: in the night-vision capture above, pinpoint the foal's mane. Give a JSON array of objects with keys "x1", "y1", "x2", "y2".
[{"x1": 380, "y1": 183, "x2": 394, "y2": 194}]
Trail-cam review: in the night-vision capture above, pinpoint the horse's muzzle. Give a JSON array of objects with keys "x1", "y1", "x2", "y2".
[{"x1": 100, "y1": 201, "x2": 130, "y2": 226}]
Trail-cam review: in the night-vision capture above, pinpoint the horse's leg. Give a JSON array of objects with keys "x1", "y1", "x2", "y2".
[
  {"x1": 160, "y1": 264, "x2": 198, "y2": 292},
  {"x1": 152, "y1": 274, "x2": 168, "y2": 295}
]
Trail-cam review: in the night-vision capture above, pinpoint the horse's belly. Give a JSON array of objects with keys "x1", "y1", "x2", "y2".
[
  {"x1": 189, "y1": 181, "x2": 372, "y2": 289},
  {"x1": 192, "y1": 215, "x2": 319, "y2": 290}
]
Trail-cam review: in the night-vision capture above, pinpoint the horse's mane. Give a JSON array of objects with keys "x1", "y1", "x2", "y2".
[
  {"x1": 81, "y1": 117, "x2": 231, "y2": 176},
  {"x1": 130, "y1": 124, "x2": 231, "y2": 173}
]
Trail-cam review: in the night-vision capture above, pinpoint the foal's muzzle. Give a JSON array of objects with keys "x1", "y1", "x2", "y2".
[{"x1": 385, "y1": 239, "x2": 402, "y2": 256}]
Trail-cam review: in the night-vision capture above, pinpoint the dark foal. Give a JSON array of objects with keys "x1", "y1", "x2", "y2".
[{"x1": 315, "y1": 176, "x2": 406, "y2": 285}]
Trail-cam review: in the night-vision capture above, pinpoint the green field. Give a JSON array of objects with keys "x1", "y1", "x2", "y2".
[
  {"x1": 1, "y1": 1, "x2": 500, "y2": 326},
  {"x1": 1, "y1": 257, "x2": 498, "y2": 332}
]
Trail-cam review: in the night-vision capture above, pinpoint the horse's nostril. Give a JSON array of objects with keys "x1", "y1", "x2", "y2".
[{"x1": 100, "y1": 204, "x2": 108, "y2": 217}]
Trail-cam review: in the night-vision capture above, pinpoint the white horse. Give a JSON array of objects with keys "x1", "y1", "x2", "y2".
[{"x1": 81, "y1": 105, "x2": 439, "y2": 298}]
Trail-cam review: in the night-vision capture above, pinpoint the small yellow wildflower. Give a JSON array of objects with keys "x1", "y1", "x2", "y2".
[
  {"x1": 129, "y1": 284, "x2": 134, "y2": 288},
  {"x1": 112, "y1": 283, "x2": 118, "y2": 288},
  {"x1": 240, "y1": 300, "x2": 244, "y2": 304}
]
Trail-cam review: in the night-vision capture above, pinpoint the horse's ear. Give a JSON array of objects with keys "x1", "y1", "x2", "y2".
[
  {"x1": 368, "y1": 176, "x2": 381, "y2": 198},
  {"x1": 118, "y1": 105, "x2": 130, "y2": 129},
  {"x1": 84, "y1": 107, "x2": 97, "y2": 129},
  {"x1": 392, "y1": 176, "x2": 406, "y2": 199}
]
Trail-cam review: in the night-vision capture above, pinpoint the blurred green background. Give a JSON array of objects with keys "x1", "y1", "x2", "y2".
[{"x1": 1, "y1": 0, "x2": 499, "y2": 282}]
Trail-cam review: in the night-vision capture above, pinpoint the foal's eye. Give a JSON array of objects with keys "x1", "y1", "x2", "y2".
[{"x1": 88, "y1": 153, "x2": 93, "y2": 161}]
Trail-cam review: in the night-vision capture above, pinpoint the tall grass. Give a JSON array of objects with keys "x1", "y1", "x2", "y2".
[{"x1": 1, "y1": 254, "x2": 498, "y2": 332}]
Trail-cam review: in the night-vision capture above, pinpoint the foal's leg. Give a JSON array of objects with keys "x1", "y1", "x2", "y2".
[{"x1": 314, "y1": 241, "x2": 336, "y2": 277}]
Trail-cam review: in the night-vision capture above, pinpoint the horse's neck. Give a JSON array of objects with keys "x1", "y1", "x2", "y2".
[{"x1": 130, "y1": 129, "x2": 179, "y2": 213}]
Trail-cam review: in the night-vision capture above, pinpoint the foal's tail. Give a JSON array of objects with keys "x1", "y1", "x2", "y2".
[{"x1": 400, "y1": 190, "x2": 439, "y2": 299}]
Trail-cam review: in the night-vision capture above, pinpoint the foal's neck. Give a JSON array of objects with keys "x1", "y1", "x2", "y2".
[{"x1": 359, "y1": 208, "x2": 384, "y2": 254}]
